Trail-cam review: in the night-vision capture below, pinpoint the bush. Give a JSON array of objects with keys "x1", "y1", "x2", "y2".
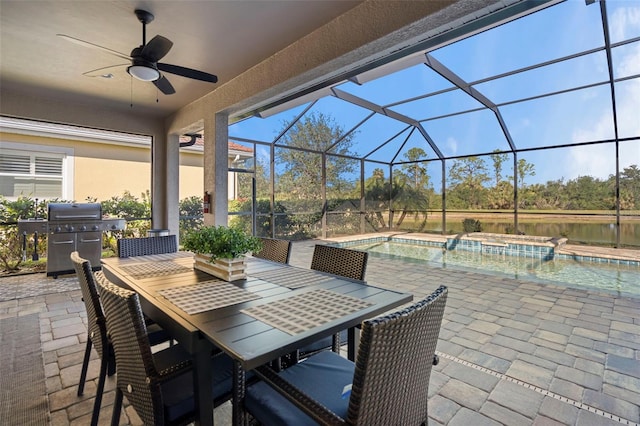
[
  {"x1": 462, "y1": 218, "x2": 482, "y2": 232},
  {"x1": 179, "y1": 195, "x2": 204, "y2": 240},
  {"x1": 0, "y1": 196, "x2": 49, "y2": 272}
]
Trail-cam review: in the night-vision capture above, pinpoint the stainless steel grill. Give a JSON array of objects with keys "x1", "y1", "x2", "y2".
[{"x1": 18, "y1": 202, "x2": 126, "y2": 278}]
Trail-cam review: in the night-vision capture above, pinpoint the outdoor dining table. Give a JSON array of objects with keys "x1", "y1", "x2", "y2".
[{"x1": 101, "y1": 251, "x2": 413, "y2": 426}]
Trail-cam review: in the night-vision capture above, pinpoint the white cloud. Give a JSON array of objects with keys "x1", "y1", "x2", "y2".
[
  {"x1": 565, "y1": 144, "x2": 615, "y2": 180},
  {"x1": 445, "y1": 136, "x2": 458, "y2": 155},
  {"x1": 609, "y1": 3, "x2": 640, "y2": 42},
  {"x1": 563, "y1": 21, "x2": 640, "y2": 181}
]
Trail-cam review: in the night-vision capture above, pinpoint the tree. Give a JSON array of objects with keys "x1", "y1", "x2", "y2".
[
  {"x1": 486, "y1": 181, "x2": 514, "y2": 209},
  {"x1": 394, "y1": 148, "x2": 431, "y2": 229},
  {"x1": 489, "y1": 150, "x2": 508, "y2": 187},
  {"x1": 392, "y1": 178, "x2": 430, "y2": 229},
  {"x1": 565, "y1": 175, "x2": 613, "y2": 210},
  {"x1": 619, "y1": 164, "x2": 640, "y2": 210},
  {"x1": 400, "y1": 147, "x2": 430, "y2": 190},
  {"x1": 516, "y1": 158, "x2": 536, "y2": 189},
  {"x1": 275, "y1": 112, "x2": 355, "y2": 201},
  {"x1": 532, "y1": 179, "x2": 567, "y2": 209},
  {"x1": 507, "y1": 158, "x2": 535, "y2": 209},
  {"x1": 447, "y1": 157, "x2": 490, "y2": 209},
  {"x1": 364, "y1": 168, "x2": 394, "y2": 229}
]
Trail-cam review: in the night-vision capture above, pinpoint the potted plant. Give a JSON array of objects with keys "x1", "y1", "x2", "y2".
[{"x1": 182, "y1": 225, "x2": 262, "y2": 281}]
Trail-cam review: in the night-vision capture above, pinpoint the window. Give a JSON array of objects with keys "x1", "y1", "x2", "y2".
[{"x1": 0, "y1": 148, "x2": 65, "y2": 199}]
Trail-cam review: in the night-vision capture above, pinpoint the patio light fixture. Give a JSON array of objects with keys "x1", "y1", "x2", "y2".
[{"x1": 127, "y1": 63, "x2": 160, "y2": 81}]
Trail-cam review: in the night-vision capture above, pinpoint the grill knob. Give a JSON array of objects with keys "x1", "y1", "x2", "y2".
[
  {"x1": 67, "y1": 225, "x2": 74, "y2": 232},
  {"x1": 92, "y1": 225, "x2": 99, "y2": 231},
  {"x1": 54, "y1": 226, "x2": 62, "y2": 233},
  {"x1": 79, "y1": 225, "x2": 87, "y2": 232}
]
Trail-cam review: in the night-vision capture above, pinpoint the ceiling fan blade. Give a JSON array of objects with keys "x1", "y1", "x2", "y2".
[
  {"x1": 157, "y1": 63, "x2": 218, "y2": 83},
  {"x1": 153, "y1": 75, "x2": 176, "y2": 95},
  {"x1": 57, "y1": 34, "x2": 131, "y2": 61},
  {"x1": 82, "y1": 64, "x2": 128, "y2": 77},
  {"x1": 141, "y1": 35, "x2": 173, "y2": 62}
]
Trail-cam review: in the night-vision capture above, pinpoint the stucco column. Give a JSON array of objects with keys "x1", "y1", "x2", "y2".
[
  {"x1": 152, "y1": 132, "x2": 180, "y2": 235},
  {"x1": 203, "y1": 113, "x2": 228, "y2": 226}
]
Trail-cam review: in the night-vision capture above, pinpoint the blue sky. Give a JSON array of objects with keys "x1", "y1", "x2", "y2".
[{"x1": 229, "y1": 0, "x2": 640, "y2": 187}]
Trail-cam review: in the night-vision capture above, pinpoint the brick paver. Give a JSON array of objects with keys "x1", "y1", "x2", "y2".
[{"x1": 1, "y1": 238, "x2": 639, "y2": 425}]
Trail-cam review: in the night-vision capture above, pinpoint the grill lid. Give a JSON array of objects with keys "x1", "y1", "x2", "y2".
[{"x1": 47, "y1": 203, "x2": 102, "y2": 221}]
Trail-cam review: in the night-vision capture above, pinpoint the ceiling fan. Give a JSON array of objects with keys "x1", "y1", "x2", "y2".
[{"x1": 58, "y1": 9, "x2": 218, "y2": 95}]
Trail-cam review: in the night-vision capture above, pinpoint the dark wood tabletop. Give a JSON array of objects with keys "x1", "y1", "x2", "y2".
[{"x1": 101, "y1": 252, "x2": 413, "y2": 425}]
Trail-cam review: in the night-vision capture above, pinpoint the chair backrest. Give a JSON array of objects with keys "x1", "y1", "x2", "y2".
[
  {"x1": 310, "y1": 245, "x2": 368, "y2": 281},
  {"x1": 117, "y1": 235, "x2": 178, "y2": 258},
  {"x1": 253, "y1": 237, "x2": 292, "y2": 264},
  {"x1": 95, "y1": 273, "x2": 167, "y2": 425},
  {"x1": 347, "y1": 285, "x2": 448, "y2": 425},
  {"x1": 70, "y1": 251, "x2": 107, "y2": 358}
]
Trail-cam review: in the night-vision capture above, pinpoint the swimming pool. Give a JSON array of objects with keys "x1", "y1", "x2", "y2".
[{"x1": 342, "y1": 240, "x2": 640, "y2": 297}]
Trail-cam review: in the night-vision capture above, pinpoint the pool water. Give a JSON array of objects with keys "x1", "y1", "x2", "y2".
[{"x1": 349, "y1": 241, "x2": 640, "y2": 297}]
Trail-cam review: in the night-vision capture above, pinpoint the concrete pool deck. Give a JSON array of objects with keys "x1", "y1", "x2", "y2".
[{"x1": 0, "y1": 238, "x2": 639, "y2": 425}]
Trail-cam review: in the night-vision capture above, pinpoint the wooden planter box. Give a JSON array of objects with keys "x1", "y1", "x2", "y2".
[{"x1": 193, "y1": 254, "x2": 247, "y2": 282}]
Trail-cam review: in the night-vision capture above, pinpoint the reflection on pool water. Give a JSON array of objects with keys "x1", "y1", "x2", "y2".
[{"x1": 348, "y1": 241, "x2": 640, "y2": 297}]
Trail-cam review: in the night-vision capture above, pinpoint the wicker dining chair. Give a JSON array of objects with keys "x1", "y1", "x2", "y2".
[
  {"x1": 95, "y1": 273, "x2": 236, "y2": 426},
  {"x1": 294, "y1": 245, "x2": 369, "y2": 360},
  {"x1": 252, "y1": 237, "x2": 292, "y2": 264},
  {"x1": 116, "y1": 235, "x2": 178, "y2": 258},
  {"x1": 70, "y1": 251, "x2": 169, "y2": 426},
  {"x1": 310, "y1": 244, "x2": 368, "y2": 282},
  {"x1": 245, "y1": 285, "x2": 448, "y2": 426}
]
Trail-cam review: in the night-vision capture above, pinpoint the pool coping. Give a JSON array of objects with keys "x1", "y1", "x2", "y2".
[{"x1": 325, "y1": 232, "x2": 640, "y2": 267}]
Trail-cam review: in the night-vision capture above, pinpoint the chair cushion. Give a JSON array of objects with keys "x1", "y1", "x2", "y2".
[
  {"x1": 152, "y1": 346, "x2": 236, "y2": 423},
  {"x1": 146, "y1": 323, "x2": 170, "y2": 346},
  {"x1": 246, "y1": 351, "x2": 354, "y2": 425}
]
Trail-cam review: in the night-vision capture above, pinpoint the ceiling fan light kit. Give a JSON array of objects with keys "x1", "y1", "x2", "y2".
[
  {"x1": 127, "y1": 64, "x2": 160, "y2": 81},
  {"x1": 59, "y1": 8, "x2": 217, "y2": 95}
]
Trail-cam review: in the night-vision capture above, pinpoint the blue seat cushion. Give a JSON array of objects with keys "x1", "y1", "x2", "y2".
[
  {"x1": 146, "y1": 323, "x2": 171, "y2": 346},
  {"x1": 246, "y1": 351, "x2": 354, "y2": 425},
  {"x1": 152, "y1": 346, "x2": 236, "y2": 423}
]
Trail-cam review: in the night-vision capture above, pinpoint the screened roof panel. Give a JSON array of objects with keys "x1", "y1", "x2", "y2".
[
  {"x1": 230, "y1": 0, "x2": 638, "y2": 171},
  {"x1": 422, "y1": 109, "x2": 511, "y2": 157},
  {"x1": 298, "y1": 96, "x2": 373, "y2": 143},
  {"x1": 333, "y1": 113, "x2": 408, "y2": 158},
  {"x1": 473, "y1": 51, "x2": 610, "y2": 104},
  {"x1": 612, "y1": 41, "x2": 640, "y2": 79},
  {"x1": 614, "y1": 79, "x2": 640, "y2": 139},
  {"x1": 365, "y1": 126, "x2": 412, "y2": 163},
  {"x1": 389, "y1": 88, "x2": 484, "y2": 121},
  {"x1": 335, "y1": 64, "x2": 453, "y2": 107},
  {"x1": 229, "y1": 103, "x2": 310, "y2": 143},
  {"x1": 429, "y1": 0, "x2": 605, "y2": 83},
  {"x1": 394, "y1": 130, "x2": 438, "y2": 163},
  {"x1": 607, "y1": 1, "x2": 640, "y2": 44},
  {"x1": 499, "y1": 85, "x2": 615, "y2": 149}
]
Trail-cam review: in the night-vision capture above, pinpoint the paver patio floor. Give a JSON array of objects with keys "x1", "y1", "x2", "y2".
[{"x1": 1, "y1": 238, "x2": 638, "y2": 425}]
